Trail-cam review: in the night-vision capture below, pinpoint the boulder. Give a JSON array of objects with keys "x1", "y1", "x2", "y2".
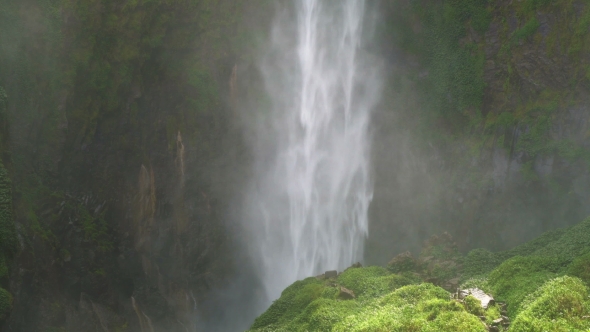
[
  {"x1": 458, "y1": 288, "x2": 495, "y2": 309},
  {"x1": 338, "y1": 286, "x2": 355, "y2": 300}
]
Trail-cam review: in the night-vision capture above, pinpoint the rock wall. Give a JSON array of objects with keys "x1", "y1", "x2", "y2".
[
  {"x1": 368, "y1": 0, "x2": 590, "y2": 263},
  {"x1": 0, "y1": 0, "x2": 266, "y2": 330}
]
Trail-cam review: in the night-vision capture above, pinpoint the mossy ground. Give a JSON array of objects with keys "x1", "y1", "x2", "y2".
[{"x1": 249, "y1": 217, "x2": 590, "y2": 331}]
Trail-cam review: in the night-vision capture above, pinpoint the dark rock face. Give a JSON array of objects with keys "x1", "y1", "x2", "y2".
[
  {"x1": 0, "y1": 0, "x2": 266, "y2": 331},
  {"x1": 367, "y1": 0, "x2": 590, "y2": 265}
]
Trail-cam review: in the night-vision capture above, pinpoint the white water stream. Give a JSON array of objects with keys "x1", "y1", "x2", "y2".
[{"x1": 246, "y1": 0, "x2": 381, "y2": 303}]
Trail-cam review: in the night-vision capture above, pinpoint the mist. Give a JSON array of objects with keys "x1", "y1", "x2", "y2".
[{"x1": 1, "y1": 0, "x2": 590, "y2": 331}]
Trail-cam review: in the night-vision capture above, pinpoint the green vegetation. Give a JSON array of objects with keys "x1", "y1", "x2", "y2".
[
  {"x1": 409, "y1": 0, "x2": 490, "y2": 127},
  {"x1": 0, "y1": 287, "x2": 12, "y2": 321},
  {"x1": 487, "y1": 256, "x2": 559, "y2": 317},
  {"x1": 511, "y1": 276, "x2": 590, "y2": 331},
  {"x1": 250, "y1": 217, "x2": 590, "y2": 331},
  {"x1": 512, "y1": 17, "x2": 540, "y2": 42},
  {"x1": 567, "y1": 253, "x2": 590, "y2": 285}
]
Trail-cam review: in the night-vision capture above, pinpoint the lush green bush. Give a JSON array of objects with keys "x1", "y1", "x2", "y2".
[
  {"x1": 533, "y1": 217, "x2": 590, "y2": 264},
  {"x1": 567, "y1": 252, "x2": 590, "y2": 285},
  {"x1": 337, "y1": 266, "x2": 407, "y2": 299},
  {"x1": 248, "y1": 273, "x2": 491, "y2": 331},
  {"x1": 462, "y1": 248, "x2": 501, "y2": 279},
  {"x1": 511, "y1": 276, "x2": 590, "y2": 331},
  {"x1": 487, "y1": 255, "x2": 560, "y2": 317},
  {"x1": 249, "y1": 218, "x2": 590, "y2": 331},
  {"x1": 250, "y1": 277, "x2": 325, "y2": 330}
]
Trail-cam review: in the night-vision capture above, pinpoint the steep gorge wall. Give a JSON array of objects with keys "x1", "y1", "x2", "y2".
[
  {"x1": 368, "y1": 0, "x2": 590, "y2": 263},
  {"x1": 0, "y1": 0, "x2": 269, "y2": 331}
]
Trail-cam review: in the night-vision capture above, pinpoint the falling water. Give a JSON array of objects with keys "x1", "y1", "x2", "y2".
[{"x1": 246, "y1": 0, "x2": 381, "y2": 303}]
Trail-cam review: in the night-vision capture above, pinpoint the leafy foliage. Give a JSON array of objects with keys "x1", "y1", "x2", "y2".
[
  {"x1": 487, "y1": 256, "x2": 560, "y2": 317},
  {"x1": 567, "y1": 253, "x2": 590, "y2": 286},
  {"x1": 511, "y1": 276, "x2": 590, "y2": 331}
]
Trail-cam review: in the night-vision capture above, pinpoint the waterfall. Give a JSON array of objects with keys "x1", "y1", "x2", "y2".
[{"x1": 245, "y1": 0, "x2": 381, "y2": 304}]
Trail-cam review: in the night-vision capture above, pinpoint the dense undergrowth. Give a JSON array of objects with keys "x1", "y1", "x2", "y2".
[{"x1": 249, "y1": 217, "x2": 590, "y2": 331}]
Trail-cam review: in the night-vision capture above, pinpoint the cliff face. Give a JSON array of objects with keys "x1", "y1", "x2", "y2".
[
  {"x1": 368, "y1": 0, "x2": 590, "y2": 263},
  {"x1": 0, "y1": 0, "x2": 262, "y2": 330}
]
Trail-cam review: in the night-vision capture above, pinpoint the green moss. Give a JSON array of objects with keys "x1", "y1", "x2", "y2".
[
  {"x1": 463, "y1": 295, "x2": 485, "y2": 316},
  {"x1": 511, "y1": 276, "x2": 590, "y2": 331},
  {"x1": 422, "y1": 310, "x2": 487, "y2": 332},
  {"x1": 284, "y1": 298, "x2": 360, "y2": 332},
  {"x1": 483, "y1": 303, "x2": 502, "y2": 325},
  {"x1": 336, "y1": 266, "x2": 391, "y2": 298},
  {"x1": 249, "y1": 218, "x2": 590, "y2": 330},
  {"x1": 566, "y1": 253, "x2": 590, "y2": 285},
  {"x1": 0, "y1": 287, "x2": 12, "y2": 321},
  {"x1": 333, "y1": 284, "x2": 485, "y2": 332},
  {"x1": 249, "y1": 273, "x2": 485, "y2": 331},
  {"x1": 512, "y1": 17, "x2": 540, "y2": 42},
  {"x1": 387, "y1": 0, "x2": 489, "y2": 130},
  {"x1": 463, "y1": 248, "x2": 502, "y2": 279},
  {"x1": 487, "y1": 256, "x2": 560, "y2": 317},
  {"x1": 380, "y1": 283, "x2": 450, "y2": 306},
  {"x1": 532, "y1": 217, "x2": 590, "y2": 264},
  {"x1": 250, "y1": 277, "x2": 325, "y2": 330}
]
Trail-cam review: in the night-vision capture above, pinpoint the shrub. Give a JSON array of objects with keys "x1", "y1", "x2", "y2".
[
  {"x1": 487, "y1": 255, "x2": 560, "y2": 317},
  {"x1": 511, "y1": 276, "x2": 590, "y2": 331},
  {"x1": 250, "y1": 277, "x2": 324, "y2": 329},
  {"x1": 567, "y1": 252, "x2": 590, "y2": 285},
  {"x1": 337, "y1": 266, "x2": 391, "y2": 298}
]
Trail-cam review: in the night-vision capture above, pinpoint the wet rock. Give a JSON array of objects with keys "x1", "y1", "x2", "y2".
[
  {"x1": 488, "y1": 326, "x2": 500, "y2": 332},
  {"x1": 338, "y1": 286, "x2": 355, "y2": 300},
  {"x1": 458, "y1": 288, "x2": 495, "y2": 309},
  {"x1": 325, "y1": 270, "x2": 338, "y2": 279}
]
